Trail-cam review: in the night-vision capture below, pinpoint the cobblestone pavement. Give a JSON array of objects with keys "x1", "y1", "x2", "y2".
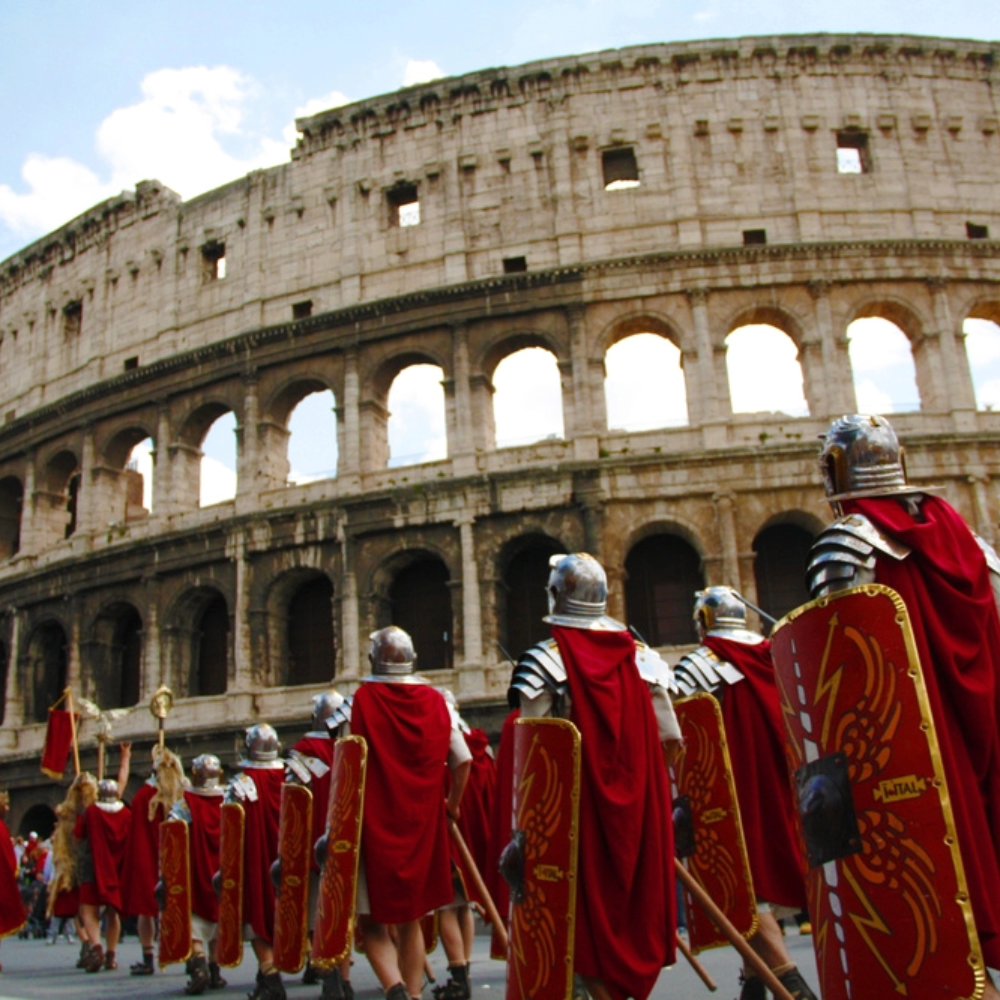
[{"x1": 0, "y1": 926, "x2": 820, "y2": 999}]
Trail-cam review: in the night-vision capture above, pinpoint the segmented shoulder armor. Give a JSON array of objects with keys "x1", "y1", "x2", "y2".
[
  {"x1": 634, "y1": 642, "x2": 677, "y2": 694},
  {"x1": 672, "y1": 646, "x2": 746, "y2": 698},
  {"x1": 507, "y1": 638, "x2": 567, "y2": 708},
  {"x1": 322, "y1": 696, "x2": 354, "y2": 737},
  {"x1": 806, "y1": 513, "x2": 910, "y2": 600}
]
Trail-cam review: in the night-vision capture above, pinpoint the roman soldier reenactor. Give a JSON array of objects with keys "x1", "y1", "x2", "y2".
[
  {"x1": 0, "y1": 790, "x2": 28, "y2": 965},
  {"x1": 674, "y1": 585, "x2": 818, "y2": 1000}
]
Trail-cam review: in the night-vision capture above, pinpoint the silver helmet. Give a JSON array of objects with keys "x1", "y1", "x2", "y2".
[
  {"x1": 693, "y1": 586, "x2": 760, "y2": 642},
  {"x1": 311, "y1": 690, "x2": 345, "y2": 729},
  {"x1": 820, "y1": 414, "x2": 924, "y2": 509},
  {"x1": 191, "y1": 753, "x2": 223, "y2": 790},
  {"x1": 97, "y1": 778, "x2": 119, "y2": 803},
  {"x1": 369, "y1": 626, "x2": 416, "y2": 676},
  {"x1": 241, "y1": 723, "x2": 283, "y2": 768},
  {"x1": 543, "y1": 553, "x2": 619, "y2": 629}
]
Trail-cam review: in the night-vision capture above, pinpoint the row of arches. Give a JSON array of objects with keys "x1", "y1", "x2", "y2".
[{"x1": 3, "y1": 518, "x2": 817, "y2": 727}]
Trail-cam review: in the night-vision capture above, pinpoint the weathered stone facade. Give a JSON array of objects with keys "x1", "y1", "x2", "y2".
[{"x1": 1, "y1": 34, "x2": 999, "y2": 832}]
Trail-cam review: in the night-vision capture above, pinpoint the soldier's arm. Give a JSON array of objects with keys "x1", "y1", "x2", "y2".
[
  {"x1": 446, "y1": 724, "x2": 473, "y2": 819},
  {"x1": 116, "y1": 741, "x2": 132, "y2": 791}
]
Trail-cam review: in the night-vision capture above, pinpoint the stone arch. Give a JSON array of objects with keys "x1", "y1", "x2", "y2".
[
  {"x1": 623, "y1": 527, "x2": 706, "y2": 647},
  {"x1": 99, "y1": 424, "x2": 155, "y2": 522},
  {"x1": 173, "y1": 399, "x2": 240, "y2": 509},
  {"x1": 38, "y1": 449, "x2": 80, "y2": 542},
  {"x1": 264, "y1": 567, "x2": 336, "y2": 687},
  {"x1": 0, "y1": 475, "x2": 23, "y2": 560},
  {"x1": 962, "y1": 300, "x2": 1000, "y2": 412},
  {"x1": 752, "y1": 514, "x2": 822, "y2": 626},
  {"x1": 370, "y1": 548, "x2": 454, "y2": 672},
  {"x1": 23, "y1": 618, "x2": 69, "y2": 724},
  {"x1": 18, "y1": 802, "x2": 56, "y2": 840},
  {"x1": 487, "y1": 335, "x2": 565, "y2": 448},
  {"x1": 164, "y1": 586, "x2": 230, "y2": 698},
  {"x1": 86, "y1": 601, "x2": 143, "y2": 709},
  {"x1": 496, "y1": 532, "x2": 564, "y2": 659},
  {"x1": 267, "y1": 376, "x2": 339, "y2": 485}
]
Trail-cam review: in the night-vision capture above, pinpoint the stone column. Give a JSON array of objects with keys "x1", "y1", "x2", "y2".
[
  {"x1": 66, "y1": 609, "x2": 82, "y2": 696},
  {"x1": 142, "y1": 593, "x2": 161, "y2": 701},
  {"x1": 927, "y1": 280, "x2": 978, "y2": 429},
  {"x1": 4, "y1": 608, "x2": 22, "y2": 724},
  {"x1": 227, "y1": 529, "x2": 252, "y2": 691},
  {"x1": 686, "y1": 289, "x2": 729, "y2": 428},
  {"x1": 20, "y1": 454, "x2": 38, "y2": 555},
  {"x1": 448, "y1": 324, "x2": 476, "y2": 474},
  {"x1": 153, "y1": 405, "x2": 172, "y2": 516},
  {"x1": 969, "y1": 474, "x2": 996, "y2": 545},
  {"x1": 713, "y1": 491, "x2": 741, "y2": 588},
  {"x1": 806, "y1": 282, "x2": 851, "y2": 416},
  {"x1": 456, "y1": 514, "x2": 483, "y2": 695},
  {"x1": 338, "y1": 349, "x2": 362, "y2": 486},
  {"x1": 565, "y1": 305, "x2": 602, "y2": 460},
  {"x1": 235, "y1": 376, "x2": 258, "y2": 503},
  {"x1": 76, "y1": 426, "x2": 97, "y2": 536},
  {"x1": 338, "y1": 522, "x2": 362, "y2": 682}
]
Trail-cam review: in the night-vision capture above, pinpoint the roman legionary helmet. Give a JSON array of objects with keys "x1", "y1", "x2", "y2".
[
  {"x1": 97, "y1": 779, "x2": 119, "y2": 803},
  {"x1": 692, "y1": 586, "x2": 757, "y2": 641},
  {"x1": 820, "y1": 414, "x2": 925, "y2": 508},
  {"x1": 311, "y1": 690, "x2": 345, "y2": 729},
  {"x1": 190, "y1": 753, "x2": 223, "y2": 790},
  {"x1": 543, "y1": 552, "x2": 610, "y2": 627},
  {"x1": 368, "y1": 626, "x2": 416, "y2": 676},
  {"x1": 241, "y1": 723, "x2": 283, "y2": 768}
]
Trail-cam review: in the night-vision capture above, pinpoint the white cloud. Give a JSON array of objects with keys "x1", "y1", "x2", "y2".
[
  {"x1": 605, "y1": 334, "x2": 688, "y2": 430},
  {"x1": 388, "y1": 365, "x2": 447, "y2": 466},
  {"x1": 963, "y1": 319, "x2": 1000, "y2": 366},
  {"x1": 403, "y1": 59, "x2": 444, "y2": 86},
  {"x1": 854, "y1": 377, "x2": 895, "y2": 415},
  {"x1": 846, "y1": 318, "x2": 913, "y2": 372}
]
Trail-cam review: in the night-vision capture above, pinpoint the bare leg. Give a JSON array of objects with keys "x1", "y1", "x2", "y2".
[
  {"x1": 438, "y1": 908, "x2": 463, "y2": 967},
  {"x1": 459, "y1": 905, "x2": 475, "y2": 963},
  {"x1": 579, "y1": 977, "x2": 615, "y2": 1000},
  {"x1": 362, "y1": 920, "x2": 405, "y2": 992},
  {"x1": 747, "y1": 911, "x2": 792, "y2": 969},
  {"x1": 79, "y1": 903, "x2": 102, "y2": 944},
  {"x1": 251, "y1": 936, "x2": 276, "y2": 973},
  {"x1": 395, "y1": 920, "x2": 427, "y2": 998}
]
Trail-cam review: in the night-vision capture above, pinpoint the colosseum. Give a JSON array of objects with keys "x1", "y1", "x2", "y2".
[{"x1": 1, "y1": 32, "x2": 998, "y2": 833}]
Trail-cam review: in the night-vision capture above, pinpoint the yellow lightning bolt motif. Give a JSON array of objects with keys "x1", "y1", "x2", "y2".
[{"x1": 843, "y1": 861, "x2": 908, "y2": 995}]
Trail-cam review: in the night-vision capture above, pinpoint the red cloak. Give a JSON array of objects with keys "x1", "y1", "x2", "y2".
[
  {"x1": 0, "y1": 818, "x2": 26, "y2": 937},
  {"x1": 702, "y1": 635, "x2": 808, "y2": 910},
  {"x1": 75, "y1": 803, "x2": 132, "y2": 911},
  {"x1": 292, "y1": 735, "x2": 335, "y2": 872},
  {"x1": 183, "y1": 790, "x2": 223, "y2": 924},
  {"x1": 121, "y1": 781, "x2": 163, "y2": 917},
  {"x1": 351, "y1": 680, "x2": 453, "y2": 924},
  {"x1": 451, "y1": 728, "x2": 496, "y2": 905},
  {"x1": 240, "y1": 766, "x2": 284, "y2": 944},
  {"x1": 845, "y1": 495, "x2": 1000, "y2": 967},
  {"x1": 554, "y1": 625, "x2": 676, "y2": 1000}
]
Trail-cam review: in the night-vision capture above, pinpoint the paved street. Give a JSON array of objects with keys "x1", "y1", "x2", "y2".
[{"x1": 0, "y1": 924, "x2": 820, "y2": 1000}]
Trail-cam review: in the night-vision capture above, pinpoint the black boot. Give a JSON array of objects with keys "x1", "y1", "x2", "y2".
[
  {"x1": 739, "y1": 972, "x2": 766, "y2": 1000},
  {"x1": 247, "y1": 969, "x2": 287, "y2": 1000},
  {"x1": 385, "y1": 984, "x2": 410, "y2": 1000},
  {"x1": 320, "y1": 968, "x2": 346, "y2": 1000},
  {"x1": 130, "y1": 949, "x2": 155, "y2": 976},
  {"x1": 209, "y1": 962, "x2": 227, "y2": 990},
  {"x1": 185, "y1": 955, "x2": 211, "y2": 995},
  {"x1": 303, "y1": 958, "x2": 319, "y2": 985},
  {"x1": 775, "y1": 967, "x2": 819, "y2": 1000},
  {"x1": 432, "y1": 963, "x2": 470, "y2": 1000}
]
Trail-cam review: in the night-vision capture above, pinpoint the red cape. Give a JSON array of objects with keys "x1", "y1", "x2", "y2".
[
  {"x1": 0, "y1": 818, "x2": 26, "y2": 937},
  {"x1": 183, "y1": 790, "x2": 223, "y2": 924},
  {"x1": 292, "y1": 735, "x2": 335, "y2": 871},
  {"x1": 76, "y1": 803, "x2": 132, "y2": 911},
  {"x1": 351, "y1": 681, "x2": 453, "y2": 923},
  {"x1": 121, "y1": 782, "x2": 163, "y2": 917},
  {"x1": 451, "y1": 728, "x2": 496, "y2": 905},
  {"x1": 555, "y1": 626, "x2": 676, "y2": 1000},
  {"x1": 240, "y1": 766, "x2": 284, "y2": 944},
  {"x1": 846, "y1": 495, "x2": 1000, "y2": 966},
  {"x1": 702, "y1": 635, "x2": 807, "y2": 909}
]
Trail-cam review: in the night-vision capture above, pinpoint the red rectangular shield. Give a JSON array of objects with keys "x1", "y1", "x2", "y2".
[
  {"x1": 157, "y1": 818, "x2": 192, "y2": 968},
  {"x1": 273, "y1": 782, "x2": 313, "y2": 973},
  {"x1": 771, "y1": 584, "x2": 985, "y2": 1000},
  {"x1": 312, "y1": 735, "x2": 367, "y2": 969},
  {"x1": 215, "y1": 801, "x2": 245, "y2": 969},
  {"x1": 672, "y1": 693, "x2": 758, "y2": 953},
  {"x1": 505, "y1": 717, "x2": 581, "y2": 1000}
]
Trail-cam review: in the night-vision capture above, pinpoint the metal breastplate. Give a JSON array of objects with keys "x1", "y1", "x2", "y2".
[
  {"x1": 508, "y1": 638, "x2": 567, "y2": 710},
  {"x1": 806, "y1": 513, "x2": 910, "y2": 600},
  {"x1": 672, "y1": 646, "x2": 745, "y2": 698},
  {"x1": 322, "y1": 696, "x2": 354, "y2": 737}
]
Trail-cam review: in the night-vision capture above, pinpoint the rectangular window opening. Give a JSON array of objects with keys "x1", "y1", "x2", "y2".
[
  {"x1": 388, "y1": 183, "x2": 420, "y2": 227},
  {"x1": 967, "y1": 222, "x2": 990, "y2": 240},
  {"x1": 602, "y1": 147, "x2": 640, "y2": 190},
  {"x1": 201, "y1": 241, "x2": 227, "y2": 282},
  {"x1": 743, "y1": 229, "x2": 767, "y2": 246},
  {"x1": 292, "y1": 300, "x2": 313, "y2": 320},
  {"x1": 123, "y1": 356, "x2": 139, "y2": 371},
  {"x1": 503, "y1": 256, "x2": 528, "y2": 274},
  {"x1": 63, "y1": 300, "x2": 82, "y2": 338},
  {"x1": 836, "y1": 130, "x2": 871, "y2": 174}
]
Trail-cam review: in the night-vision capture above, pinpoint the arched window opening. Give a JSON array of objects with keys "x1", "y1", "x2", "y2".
[
  {"x1": 91, "y1": 604, "x2": 143, "y2": 709},
  {"x1": 963, "y1": 318, "x2": 1000, "y2": 411},
  {"x1": 625, "y1": 535, "x2": 704, "y2": 646},
  {"x1": 725, "y1": 325, "x2": 808, "y2": 417},
  {"x1": 200, "y1": 412, "x2": 237, "y2": 506},
  {"x1": 126, "y1": 437, "x2": 154, "y2": 515},
  {"x1": 18, "y1": 803, "x2": 56, "y2": 840},
  {"x1": 387, "y1": 365, "x2": 447, "y2": 468},
  {"x1": 605, "y1": 333, "x2": 688, "y2": 431},
  {"x1": 288, "y1": 390, "x2": 338, "y2": 484},
  {"x1": 26, "y1": 621, "x2": 68, "y2": 724},
  {"x1": 753, "y1": 523, "x2": 815, "y2": 630},
  {"x1": 286, "y1": 576, "x2": 335, "y2": 685},
  {"x1": 192, "y1": 595, "x2": 229, "y2": 697},
  {"x1": 0, "y1": 477, "x2": 23, "y2": 560},
  {"x1": 388, "y1": 558, "x2": 453, "y2": 671},
  {"x1": 493, "y1": 347, "x2": 564, "y2": 448},
  {"x1": 846, "y1": 317, "x2": 920, "y2": 413},
  {"x1": 501, "y1": 538, "x2": 563, "y2": 658}
]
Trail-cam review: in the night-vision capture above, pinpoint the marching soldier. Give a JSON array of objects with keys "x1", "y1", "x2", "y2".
[
  {"x1": 674, "y1": 586, "x2": 818, "y2": 1000},
  {"x1": 226, "y1": 723, "x2": 286, "y2": 1000},
  {"x1": 806, "y1": 413, "x2": 1000, "y2": 996},
  {"x1": 170, "y1": 753, "x2": 227, "y2": 995},
  {"x1": 352, "y1": 626, "x2": 471, "y2": 1000},
  {"x1": 507, "y1": 552, "x2": 682, "y2": 1000},
  {"x1": 0, "y1": 790, "x2": 27, "y2": 964}
]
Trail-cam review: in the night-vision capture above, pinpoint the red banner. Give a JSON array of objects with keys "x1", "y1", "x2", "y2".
[{"x1": 41, "y1": 709, "x2": 77, "y2": 780}]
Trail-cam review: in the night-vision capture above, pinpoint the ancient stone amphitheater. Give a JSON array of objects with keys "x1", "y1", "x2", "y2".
[{"x1": 2, "y1": 33, "x2": 998, "y2": 831}]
